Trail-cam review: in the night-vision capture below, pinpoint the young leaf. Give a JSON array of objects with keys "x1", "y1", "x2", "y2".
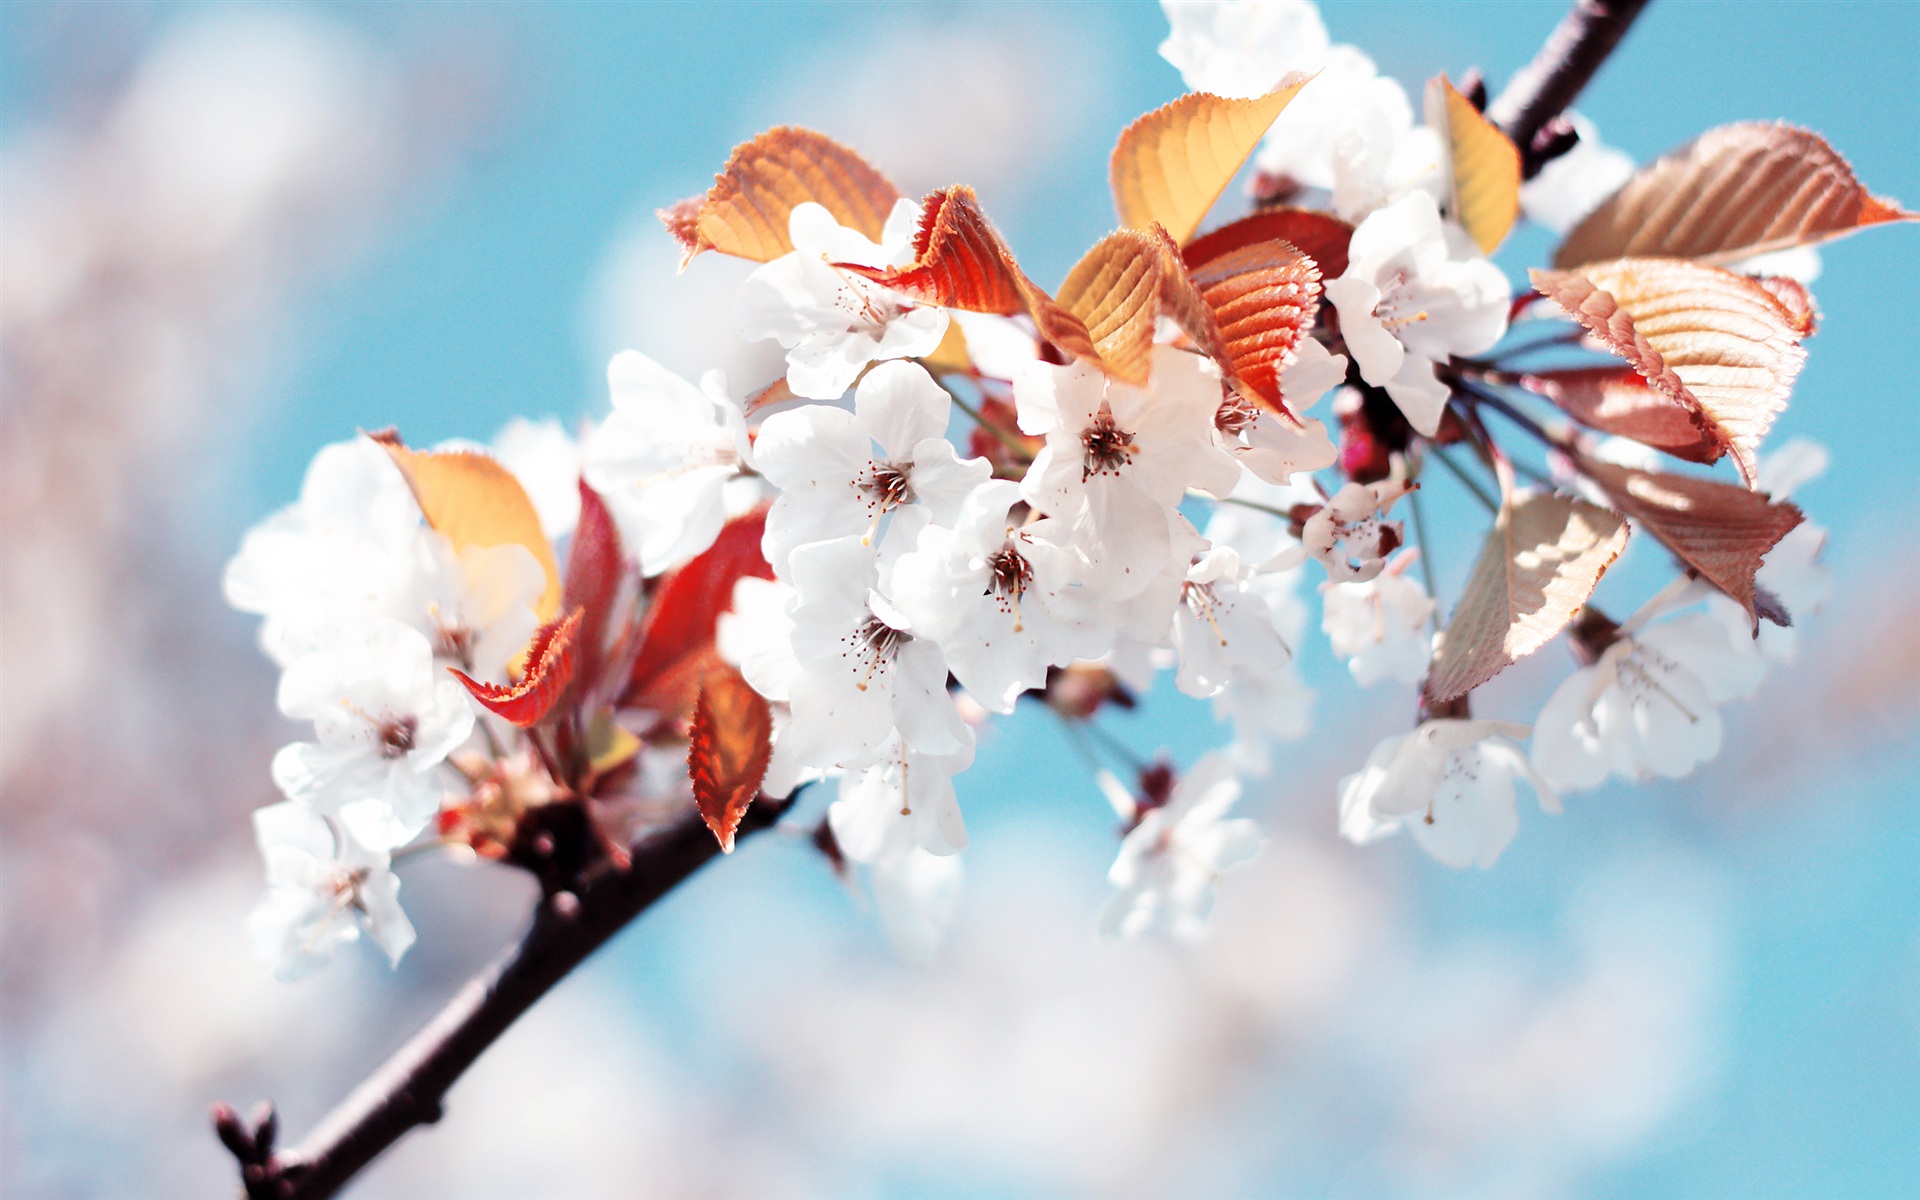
[
  {"x1": 1427, "y1": 492, "x2": 1627, "y2": 703},
  {"x1": 842, "y1": 186, "x2": 1100, "y2": 364},
  {"x1": 1521, "y1": 367, "x2": 1721, "y2": 463},
  {"x1": 1554, "y1": 122, "x2": 1917, "y2": 268},
  {"x1": 688, "y1": 664, "x2": 773, "y2": 854},
  {"x1": 660, "y1": 126, "x2": 903, "y2": 267},
  {"x1": 561, "y1": 479, "x2": 624, "y2": 703},
  {"x1": 1183, "y1": 206, "x2": 1353, "y2": 281},
  {"x1": 1110, "y1": 78, "x2": 1312, "y2": 245},
  {"x1": 450, "y1": 610, "x2": 582, "y2": 727},
  {"x1": 1055, "y1": 227, "x2": 1197, "y2": 386},
  {"x1": 373, "y1": 433, "x2": 562, "y2": 620},
  {"x1": 1187, "y1": 236, "x2": 1321, "y2": 416},
  {"x1": 1579, "y1": 458, "x2": 1803, "y2": 629},
  {"x1": 623, "y1": 507, "x2": 775, "y2": 719},
  {"x1": 1426, "y1": 75, "x2": 1521, "y2": 255},
  {"x1": 1530, "y1": 259, "x2": 1808, "y2": 488}
]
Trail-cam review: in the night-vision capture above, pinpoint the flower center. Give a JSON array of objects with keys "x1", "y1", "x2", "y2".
[
  {"x1": 378, "y1": 715, "x2": 418, "y2": 759},
  {"x1": 1181, "y1": 580, "x2": 1230, "y2": 647},
  {"x1": 857, "y1": 461, "x2": 916, "y2": 512},
  {"x1": 846, "y1": 615, "x2": 909, "y2": 691},
  {"x1": 1081, "y1": 406, "x2": 1137, "y2": 480},
  {"x1": 1374, "y1": 270, "x2": 1430, "y2": 332},
  {"x1": 984, "y1": 543, "x2": 1034, "y2": 632},
  {"x1": 1214, "y1": 392, "x2": 1261, "y2": 439}
]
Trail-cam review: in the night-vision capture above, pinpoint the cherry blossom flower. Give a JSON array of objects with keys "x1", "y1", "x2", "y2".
[
  {"x1": 1339, "y1": 720, "x2": 1557, "y2": 869},
  {"x1": 491, "y1": 415, "x2": 584, "y2": 540},
  {"x1": 1015, "y1": 346, "x2": 1237, "y2": 598},
  {"x1": 871, "y1": 847, "x2": 964, "y2": 964},
  {"x1": 1157, "y1": 0, "x2": 1328, "y2": 100},
  {"x1": 583, "y1": 350, "x2": 753, "y2": 576},
  {"x1": 889, "y1": 479, "x2": 1098, "y2": 713},
  {"x1": 271, "y1": 618, "x2": 476, "y2": 851},
  {"x1": 1329, "y1": 77, "x2": 1445, "y2": 222},
  {"x1": 396, "y1": 534, "x2": 545, "y2": 685},
  {"x1": 1532, "y1": 608, "x2": 1766, "y2": 793},
  {"x1": 753, "y1": 360, "x2": 990, "y2": 574},
  {"x1": 767, "y1": 534, "x2": 967, "y2": 779},
  {"x1": 1519, "y1": 112, "x2": 1635, "y2": 235},
  {"x1": 1324, "y1": 191, "x2": 1510, "y2": 435},
  {"x1": 1172, "y1": 545, "x2": 1296, "y2": 699},
  {"x1": 1212, "y1": 337, "x2": 1345, "y2": 483},
  {"x1": 735, "y1": 199, "x2": 949, "y2": 400},
  {"x1": 1292, "y1": 478, "x2": 1415, "y2": 583},
  {"x1": 1201, "y1": 476, "x2": 1317, "y2": 767},
  {"x1": 828, "y1": 734, "x2": 974, "y2": 863},
  {"x1": 1321, "y1": 550, "x2": 1434, "y2": 685},
  {"x1": 1098, "y1": 752, "x2": 1261, "y2": 941},
  {"x1": 248, "y1": 801, "x2": 414, "y2": 980}
]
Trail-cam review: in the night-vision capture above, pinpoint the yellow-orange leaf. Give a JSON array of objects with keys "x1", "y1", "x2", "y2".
[
  {"x1": 1426, "y1": 75, "x2": 1521, "y2": 255},
  {"x1": 1187, "y1": 237, "x2": 1321, "y2": 417},
  {"x1": 688, "y1": 664, "x2": 773, "y2": 854},
  {"x1": 1580, "y1": 457, "x2": 1803, "y2": 629},
  {"x1": 1056, "y1": 229, "x2": 1176, "y2": 386},
  {"x1": 663, "y1": 126, "x2": 902, "y2": 267},
  {"x1": 1531, "y1": 259, "x2": 1807, "y2": 489},
  {"x1": 373, "y1": 433, "x2": 561, "y2": 619},
  {"x1": 1554, "y1": 122, "x2": 1917, "y2": 268},
  {"x1": 1427, "y1": 492, "x2": 1628, "y2": 703},
  {"x1": 1110, "y1": 78, "x2": 1311, "y2": 245}
]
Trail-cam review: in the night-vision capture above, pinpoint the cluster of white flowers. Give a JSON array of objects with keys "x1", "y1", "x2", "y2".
[{"x1": 227, "y1": 0, "x2": 1844, "y2": 976}]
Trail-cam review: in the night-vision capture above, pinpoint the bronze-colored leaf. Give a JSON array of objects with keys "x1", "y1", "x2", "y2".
[
  {"x1": 665, "y1": 126, "x2": 902, "y2": 266},
  {"x1": 1580, "y1": 457, "x2": 1803, "y2": 629},
  {"x1": 1554, "y1": 122, "x2": 1917, "y2": 268},
  {"x1": 1188, "y1": 237, "x2": 1321, "y2": 416},
  {"x1": 688, "y1": 664, "x2": 773, "y2": 853},
  {"x1": 1521, "y1": 367, "x2": 1719, "y2": 463},
  {"x1": 1426, "y1": 492, "x2": 1627, "y2": 703},
  {"x1": 450, "y1": 610, "x2": 581, "y2": 727},
  {"x1": 1110, "y1": 78, "x2": 1312, "y2": 245},
  {"x1": 1055, "y1": 228, "x2": 1190, "y2": 386},
  {"x1": 1531, "y1": 258, "x2": 1807, "y2": 488},
  {"x1": 1183, "y1": 206, "x2": 1353, "y2": 280},
  {"x1": 372, "y1": 432, "x2": 562, "y2": 620},
  {"x1": 624, "y1": 507, "x2": 776, "y2": 720},
  {"x1": 1426, "y1": 75, "x2": 1521, "y2": 255}
]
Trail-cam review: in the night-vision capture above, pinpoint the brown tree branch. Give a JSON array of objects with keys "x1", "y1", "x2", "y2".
[
  {"x1": 215, "y1": 799, "x2": 788, "y2": 1200},
  {"x1": 1487, "y1": 0, "x2": 1653, "y2": 177}
]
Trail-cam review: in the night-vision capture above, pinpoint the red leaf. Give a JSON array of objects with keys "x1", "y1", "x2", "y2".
[
  {"x1": 451, "y1": 610, "x2": 582, "y2": 727},
  {"x1": 1183, "y1": 208, "x2": 1353, "y2": 281},
  {"x1": 1188, "y1": 237, "x2": 1322, "y2": 417},
  {"x1": 1522, "y1": 366, "x2": 1721, "y2": 463},
  {"x1": 1580, "y1": 457, "x2": 1804, "y2": 628},
  {"x1": 623, "y1": 507, "x2": 776, "y2": 718},
  {"x1": 562, "y1": 479, "x2": 625, "y2": 703},
  {"x1": 688, "y1": 665, "x2": 773, "y2": 853}
]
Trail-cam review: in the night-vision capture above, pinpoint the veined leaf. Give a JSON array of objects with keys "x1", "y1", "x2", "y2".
[
  {"x1": 688, "y1": 664, "x2": 773, "y2": 853},
  {"x1": 1426, "y1": 492, "x2": 1627, "y2": 703},
  {"x1": 451, "y1": 610, "x2": 581, "y2": 727},
  {"x1": 623, "y1": 507, "x2": 775, "y2": 719},
  {"x1": 660, "y1": 126, "x2": 902, "y2": 267},
  {"x1": 1522, "y1": 367, "x2": 1720, "y2": 463},
  {"x1": 1426, "y1": 75, "x2": 1521, "y2": 255},
  {"x1": 1055, "y1": 227, "x2": 1194, "y2": 386},
  {"x1": 1531, "y1": 258, "x2": 1808, "y2": 488},
  {"x1": 1110, "y1": 78, "x2": 1312, "y2": 245},
  {"x1": 1183, "y1": 206, "x2": 1353, "y2": 281},
  {"x1": 1187, "y1": 236, "x2": 1321, "y2": 417},
  {"x1": 1580, "y1": 458, "x2": 1803, "y2": 629},
  {"x1": 373, "y1": 433, "x2": 562, "y2": 620},
  {"x1": 1554, "y1": 122, "x2": 1916, "y2": 268}
]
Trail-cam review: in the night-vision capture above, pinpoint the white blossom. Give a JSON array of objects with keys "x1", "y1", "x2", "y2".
[
  {"x1": 1202, "y1": 475, "x2": 1316, "y2": 767},
  {"x1": 753, "y1": 360, "x2": 989, "y2": 574},
  {"x1": 1330, "y1": 75, "x2": 1445, "y2": 222},
  {"x1": 491, "y1": 415, "x2": 584, "y2": 540},
  {"x1": 271, "y1": 618, "x2": 475, "y2": 851},
  {"x1": 735, "y1": 199, "x2": 948, "y2": 400},
  {"x1": 1098, "y1": 752, "x2": 1261, "y2": 941},
  {"x1": 1321, "y1": 551, "x2": 1434, "y2": 685},
  {"x1": 1339, "y1": 720, "x2": 1557, "y2": 869},
  {"x1": 248, "y1": 802, "x2": 414, "y2": 980},
  {"x1": 1324, "y1": 191, "x2": 1510, "y2": 435},
  {"x1": 1173, "y1": 545, "x2": 1296, "y2": 699},
  {"x1": 1296, "y1": 478, "x2": 1414, "y2": 583},
  {"x1": 1157, "y1": 0, "x2": 1328, "y2": 99},
  {"x1": 583, "y1": 350, "x2": 751, "y2": 576},
  {"x1": 397, "y1": 534, "x2": 545, "y2": 685},
  {"x1": 1519, "y1": 112, "x2": 1634, "y2": 235},
  {"x1": 828, "y1": 735, "x2": 974, "y2": 863},
  {"x1": 870, "y1": 847, "x2": 964, "y2": 963},
  {"x1": 1213, "y1": 337, "x2": 1344, "y2": 483}
]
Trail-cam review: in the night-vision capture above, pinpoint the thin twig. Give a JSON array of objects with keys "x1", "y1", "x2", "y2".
[
  {"x1": 1487, "y1": 0, "x2": 1653, "y2": 177},
  {"x1": 218, "y1": 800, "x2": 788, "y2": 1200}
]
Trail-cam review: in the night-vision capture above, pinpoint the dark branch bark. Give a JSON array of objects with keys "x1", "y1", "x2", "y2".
[
  {"x1": 1488, "y1": 0, "x2": 1653, "y2": 177},
  {"x1": 218, "y1": 800, "x2": 787, "y2": 1200}
]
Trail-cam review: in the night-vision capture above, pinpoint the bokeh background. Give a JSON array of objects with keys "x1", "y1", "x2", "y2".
[{"x1": 3, "y1": 2, "x2": 1917, "y2": 1196}]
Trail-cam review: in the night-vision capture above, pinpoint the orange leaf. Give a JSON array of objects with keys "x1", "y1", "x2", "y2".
[
  {"x1": 1426, "y1": 75, "x2": 1521, "y2": 255},
  {"x1": 1055, "y1": 228, "x2": 1185, "y2": 386},
  {"x1": 623, "y1": 507, "x2": 775, "y2": 719},
  {"x1": 373, "y1": 433, "x2": 562, "y2": 620},
  {"x1": 1531, "y1": 259, "x2": 1807, "y2": 488},
  {"x1": 1110, "y1": 78, "x2": 1312, "y2": 245},
  {"x1": 1187, "y1": 236, "x2": 1321, "y2": 417},
  {"x1": 1521, "y1": 367, "x2": 1720, "y2": 463},
  {"x1": 688, "y1": 664, "x2": 772, "y2": 853},
  {"x1": 450, "y1": 610, "x2": 581, "y2": 727},
  {"x1": 1579, "y1": 458, "x2": 1802, "y2": 630},
  {"x1": 1554, "y1": 122, "x2": 1917, "y2": 268},
  {"x1": 1426, "y1": 492, "x2": 1627, "y2": 703},
  {"x1": 663, "y1": 126, "x2": 903, "y2": 267},
  {"x1": 845, "y1": 186, "x2": 1100, "y2": 365},
  {"x1": 1183, "y1": 207, "x2": 1353, "y2": 281}
]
